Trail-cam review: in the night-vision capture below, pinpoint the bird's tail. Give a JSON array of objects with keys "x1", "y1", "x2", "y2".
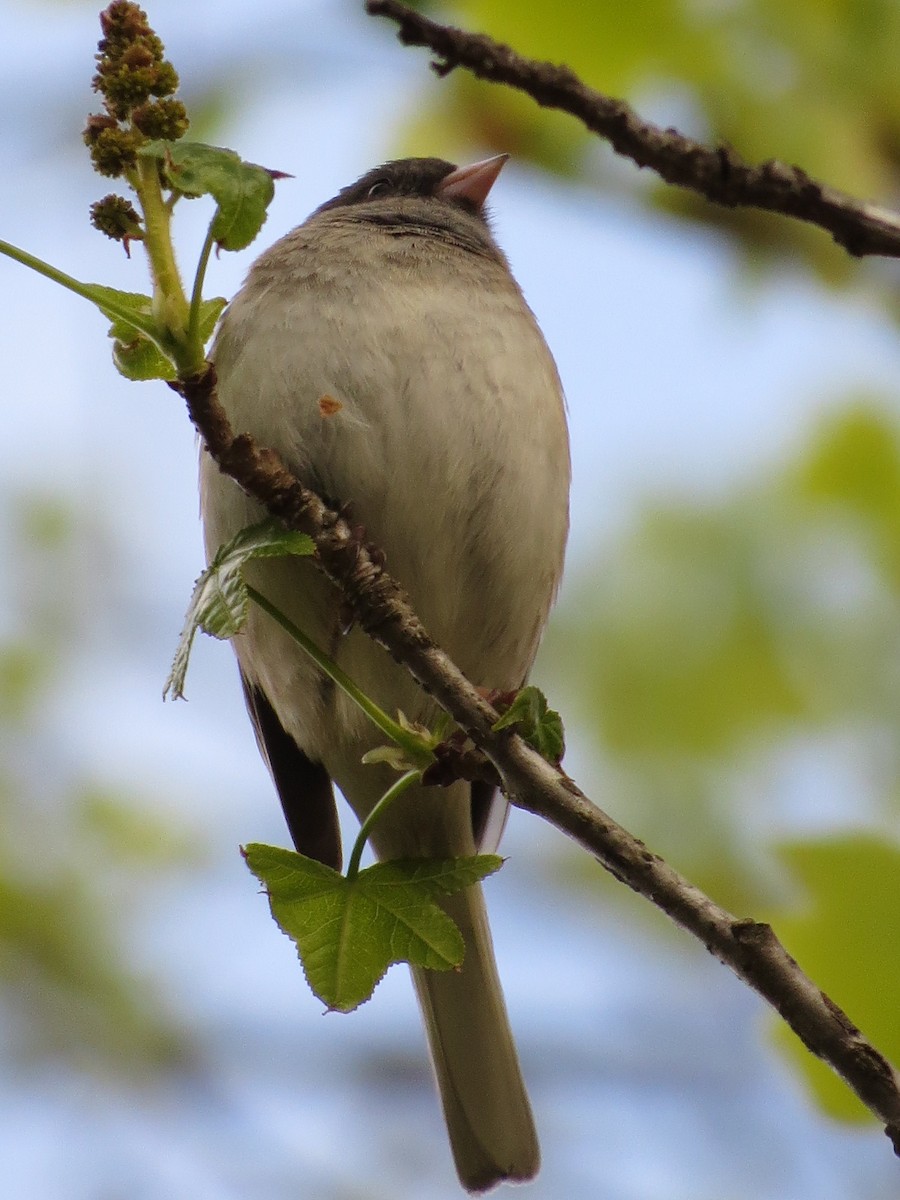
[{"x1": 411, "y1": 881, "x2": 539, "y2": 1193}]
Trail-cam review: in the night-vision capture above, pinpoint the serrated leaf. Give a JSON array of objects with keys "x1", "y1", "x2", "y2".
[
  {"x1": 140, "y1": 141, "x2": 279, "y2": 251},
  {"x1": 492, "y1": 685, "x2": 565, "y2": 763},
  {"x1": 244, "y1": 843, "x2": 503, "y2": 1012},
  {"x1": 164, "y1": 519, "x2": 315, "y2": 699}
]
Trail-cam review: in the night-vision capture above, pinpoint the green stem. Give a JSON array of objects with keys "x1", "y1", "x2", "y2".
[
  {"x1": 187, "y1": 217, "x2": 217, "y2": 349},
  {"x1": 133, "y1": 156, "x2": 187, "y2": 316},
  {"x1": 246, "y1": 585, "x2": 434, "y2": 768},
  {"x1": 132, "y1": 155, "x2": 202, "y2": 376},
  {"x1": 0, "y1": 238, "x2": 160, "y2": 341},
  {"x1": 346, "y1": 770, "x2": 421, "y2": 880}
]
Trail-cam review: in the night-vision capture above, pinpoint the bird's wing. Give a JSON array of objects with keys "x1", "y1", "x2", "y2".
[
  {"x1": 240, "y1": 670, "x2": 342, "y2": 870},
  {"x1": 470, "y1": 781, "x2": 509, "y2": 853}
]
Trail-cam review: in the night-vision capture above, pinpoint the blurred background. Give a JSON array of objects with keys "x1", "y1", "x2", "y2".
[{"x1": 1, "y1": 0, "x2": 899, "y2": 1196}]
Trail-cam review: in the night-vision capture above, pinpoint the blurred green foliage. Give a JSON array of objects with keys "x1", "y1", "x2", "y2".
[
  {"x1": 562, "y1": 405, "x2": 900, "y2": 763},
  {"x1": 768, "y1": 835, "x2": 900, "y2": 1121},
  {"x1": 0, "y1": 492, "x2": 191, "y2": 1076},
  {"x1": 552, "y1": 401, "x2": 900, "y2": 1118},
  {"x1": 404, "y1": 0, "x2": 900, "y2": 291}
]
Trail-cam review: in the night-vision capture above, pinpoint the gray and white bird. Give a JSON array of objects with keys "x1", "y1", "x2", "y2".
[{"x1": 200, "y1": 154, "x2": 570, "y2": 1191}]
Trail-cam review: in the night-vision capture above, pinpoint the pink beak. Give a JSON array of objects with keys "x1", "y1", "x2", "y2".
[{"x1": 438, "y1": 154, "x2": 509, "y2": 207}]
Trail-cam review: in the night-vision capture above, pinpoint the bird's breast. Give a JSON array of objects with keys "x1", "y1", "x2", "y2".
[{"x1": 204, "y1": 232, "x2": 569, "y2": 753}]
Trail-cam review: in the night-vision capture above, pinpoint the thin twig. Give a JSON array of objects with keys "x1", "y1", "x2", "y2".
[
  {"x1": 174, "y1": 365, "x2": 900, "y2": 1155},
  {"x1": 365, "y1": 0, "x2": 900, "y2": 260}
]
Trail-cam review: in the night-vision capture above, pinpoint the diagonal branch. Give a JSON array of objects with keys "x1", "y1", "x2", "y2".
[
  {"x1": 175, "y1": 364, "x2": 900, "y2": 1157},
  {"x1": 365, "y1": 0, "x2": 900, "y2": 260}
]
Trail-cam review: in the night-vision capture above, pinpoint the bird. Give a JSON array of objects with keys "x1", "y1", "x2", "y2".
[{"x1": 199, "y1": 154, "x2": 570, "y2": 1192}]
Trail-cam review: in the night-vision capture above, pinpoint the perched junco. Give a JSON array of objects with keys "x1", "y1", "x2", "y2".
[{"x1": 200, "y1": 155, "x2": 570, "y2": 1191}]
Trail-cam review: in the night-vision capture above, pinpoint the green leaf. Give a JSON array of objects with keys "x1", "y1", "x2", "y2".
[
  {"x1": 244, "y1": 843, "x2": 503, "y2": 1012},
  {"x1": 112, "y1": 331, "x2": 177, "y2": 381},
  {"x1": 164, "y1": 519, "x2": 315, "y2": 699},
  {"x1": 140, "y1": 141, "x2": 279, "y2": 251},
  {"x1": 88, "y1": 285, "x2": 156, "y2": 336},
  {"x1": 361, "y1": 743, "x2": 421, "y2": 771},
  {"x1": 492, "y1": 685, "x2": 565, "y2": 763},
  {"x1": 86, "y1": 285, "x2": 225, "y2": 381},
  {"x1": 0, "y1": 242, "x2": 158, "y2": 349},
  {"x1": 192, "y1": 295, "x2": 228, "y2": 347},
  {"x1": 766, "y1": 835, "x2": 900, "y2": 1123},
  {"x1": 88, "y1": 285, "x2": 172, "y2": 381},
  {"x1": 110, "y1": 294, "x2": 224, "y2": 380},
  {"x1": 361, "y1": 711, "x2": 448, "y2": 772}
]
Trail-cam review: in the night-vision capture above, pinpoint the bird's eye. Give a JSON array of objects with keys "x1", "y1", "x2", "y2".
[{"x1": 366, "y1": 179, "x2": 390, "y2": 198}]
